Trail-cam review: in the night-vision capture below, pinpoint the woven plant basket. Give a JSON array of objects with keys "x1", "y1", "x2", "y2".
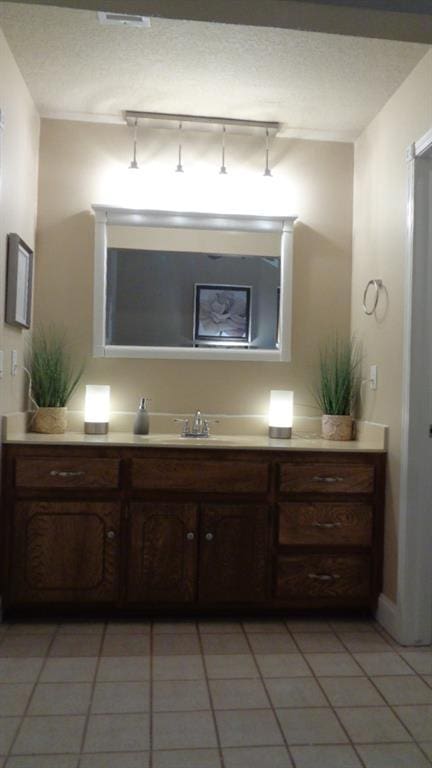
[
  {"x1": 321, "y1": 414, "x2": 353, "y2": 441},
  {"x1": 31, "y1": 407, "x2": 67, "y2": 434}
]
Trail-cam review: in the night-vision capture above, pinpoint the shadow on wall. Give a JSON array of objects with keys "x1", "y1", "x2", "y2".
[
  {"x1": 291, "y1": 222, "x2": 352, "y2": 357},
  {"x1": 35, "y1": 211, "x2": 94, "y2": 341}
]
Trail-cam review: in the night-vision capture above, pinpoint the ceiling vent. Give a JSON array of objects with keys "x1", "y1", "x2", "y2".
[{"x1": 97, "y1": 11, "x2": 151, "y2": 28}]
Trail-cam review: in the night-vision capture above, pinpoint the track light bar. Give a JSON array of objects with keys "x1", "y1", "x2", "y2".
[{"x1": 124, "y1": 110, "x2": 279, "y2": 135}]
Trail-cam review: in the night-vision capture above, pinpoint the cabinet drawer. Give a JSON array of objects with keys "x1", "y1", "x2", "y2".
[
  {"x1": 132, "y1": 459, "x2": 269, "y2": 494},
  {"x1": 278, "y1": 462, "x2": 374, "y2": 494},
  {"x1": 278, "y1": 502, "x2": 372, "y2": 546},
  {"x1": 15, "y1": 458, "x2": 120, "y2": 489},
  {"x1": 276, "y1": 554, "x2": 370, "y2": 600}
]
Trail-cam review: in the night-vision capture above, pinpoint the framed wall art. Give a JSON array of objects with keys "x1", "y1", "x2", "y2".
[
  {"x1": 193, "y1": 283, "x2": 252, "y2": 345},
  {"x1": 5, "y1": 233, "x2": 33, "y2": 328}
]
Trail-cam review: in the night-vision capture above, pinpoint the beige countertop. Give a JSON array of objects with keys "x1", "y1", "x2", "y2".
[{"x1": 3, "y1": 431, "x2": 386, "y2": 452}]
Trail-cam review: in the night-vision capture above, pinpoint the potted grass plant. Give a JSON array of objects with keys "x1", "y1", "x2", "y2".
[
  {"x1": 27, "y1": 327, "x2": 84, "y2": 434},
  {"x1": 314, "y1": 336, "x2": 361, "y2": 441}
]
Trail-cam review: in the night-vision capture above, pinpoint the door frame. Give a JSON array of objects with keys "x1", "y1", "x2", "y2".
[{"x1": 398, "y1": 127, "x2": 432, "y2": 644}]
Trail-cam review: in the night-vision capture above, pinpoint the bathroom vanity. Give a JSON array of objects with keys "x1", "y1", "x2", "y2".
[{"x1": 1, "y1": 435, "x2": 385, "y2": 616}]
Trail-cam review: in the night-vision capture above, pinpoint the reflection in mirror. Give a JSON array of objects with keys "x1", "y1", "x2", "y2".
[
  {"x1": 106, "y1": 245, "x2": 280, "y2": 349},
  {"x1": 93, "y1": 208, "x2": 296, "y2": 361}
]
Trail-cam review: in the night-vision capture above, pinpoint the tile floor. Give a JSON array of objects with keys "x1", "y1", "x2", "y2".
[{"x1": 0, "y1": 617, "x2": 431, "y2": 767}]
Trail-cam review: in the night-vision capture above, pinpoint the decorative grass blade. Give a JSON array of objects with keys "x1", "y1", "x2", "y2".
[
  {"x1": 314, "y1": 336, "x2": 361, "y2": 416},
  {"x1": 28, "y1": 327, "x2": 84, "y2": 408}
]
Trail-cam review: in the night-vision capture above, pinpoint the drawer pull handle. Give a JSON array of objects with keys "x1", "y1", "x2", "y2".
[
  {"x1": 49, "y1": 470, "x2": 85, "y2": 478},
  {"x1": 312, "y1": 521, "x2": 342, "y2": 529},
  {"x1": 312, "y1": 475, "x2": 344, "y2": 483},
  {"x1": 106, "y1": 530, "x2": 116, "y2": 541},
  {"x1": 308, "y1": 573, "x2": 341, "y2": 582},
  {"x1": 205, "y1": 532, "x2": 214, "y2": 541},
  {"x1": 186, "y1": 532, "x2": 195, "y2": 541}
]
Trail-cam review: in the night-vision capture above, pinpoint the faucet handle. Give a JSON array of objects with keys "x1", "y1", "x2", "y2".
[
  {"x1": 202, "y1": 417, "x2": 219, "y2": 436},
  {"x1": 174, "y1": 417, "x2": 189, "y2": 436}
]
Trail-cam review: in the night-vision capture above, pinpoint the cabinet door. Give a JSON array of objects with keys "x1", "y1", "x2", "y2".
[
  {"x1": 10, "y1": 501, "x2": 120, "y2": 604},
  {"x1": 199, "y1": 504, "x2": 268, "y2": 603},
  {"x1": 127, "y1": 503, "x2": 198, "y2": 603}
]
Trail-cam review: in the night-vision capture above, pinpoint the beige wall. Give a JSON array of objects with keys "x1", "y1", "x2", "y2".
[
  {"x1": 0, "y1": 29, "x2": 40, "y2": 415},
  {"x1": 351, "y1": 50, "x2": 432, "y2": 601},
  {"x1": 35, "y1": 120, "x2": 353, "y2": 420}
]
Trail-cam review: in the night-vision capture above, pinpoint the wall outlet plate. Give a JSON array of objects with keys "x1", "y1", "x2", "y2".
[{"x1": 11, "y1": 350, "x2": 18, "y2": 376}]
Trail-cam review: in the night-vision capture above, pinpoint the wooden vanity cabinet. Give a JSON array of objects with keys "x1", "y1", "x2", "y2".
[
  {"x1": 274, "y1": 454, "x2": 384, "y2": 609},
  {"x1": 198, "y1": 504, "x2": 269, "y2": 603},
  {"x1": 3, "y1": 449, "x2": 123, "y2": 609},
  {"x1": 126, "y1": 501, "x2": 269, "y2": 606},
  {"x1": 127, "y1": 455, "x2": 271, "y2": 607},
  {"x1": 11, "y1": 500, "x2": 121, "y2": 604},
  {"x1": 127, "y1": 502, "x2": 198, "y2": 603},
  {"x1": 1, "y1": 444, "x2": 385, "y2": 615}
]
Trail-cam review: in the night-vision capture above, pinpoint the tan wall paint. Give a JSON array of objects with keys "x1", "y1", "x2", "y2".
[
  {"x1": 35, "y1": 119, "x2": 353, "y2": 419},
  {"x1": 352, "y1": 50, "x2": 432, "y2": 602},
  {"x1": 0, "y1": 29, "x2": 40, "y2": 415}
]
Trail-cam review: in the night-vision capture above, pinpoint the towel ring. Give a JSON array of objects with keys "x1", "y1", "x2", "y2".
[{"x1": 363, "y1": 279, "x2": 383, "y2": 315}]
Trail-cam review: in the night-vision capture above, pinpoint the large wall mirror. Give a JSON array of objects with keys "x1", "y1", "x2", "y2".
[{"x1": 92, "y1": 207, "x2": 296, "y2": 361}]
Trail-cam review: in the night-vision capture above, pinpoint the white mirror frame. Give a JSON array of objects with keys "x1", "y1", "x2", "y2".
[{"x1": 92, "y1": 206, "x2": 297, "y2": 361}]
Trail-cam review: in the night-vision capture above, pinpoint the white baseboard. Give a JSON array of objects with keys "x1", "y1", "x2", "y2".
[{"x1": 375, "y1": 593, "x2": 400, "y2": 642}]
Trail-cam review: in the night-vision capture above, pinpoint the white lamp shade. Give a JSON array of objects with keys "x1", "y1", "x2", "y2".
[
  {"x1": 269, "y1": 390, "x2": 293, "y2": 428},
  {"x1": 84, "y1": 385, "x2": 110, "y2": 423}
]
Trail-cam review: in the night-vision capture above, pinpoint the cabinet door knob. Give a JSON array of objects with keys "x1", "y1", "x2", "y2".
[
  {"x1": 106, "y1": 530, "x2": 116, "y2": 541},
  {"x1": 186, "y1": 531, "x2": 195, "y2": 541},
  {"x1": 205, "y1": 532, "x2": 214, "y2": 541}
]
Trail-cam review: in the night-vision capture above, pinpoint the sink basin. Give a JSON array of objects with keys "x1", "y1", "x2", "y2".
[{"x1": 136, "y1": 434, "x2": 249, "y2": 447}]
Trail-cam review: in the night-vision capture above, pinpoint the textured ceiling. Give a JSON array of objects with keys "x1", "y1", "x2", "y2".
[{"x1": 0, "y1": 2, "x2": 429, "y2": 139}]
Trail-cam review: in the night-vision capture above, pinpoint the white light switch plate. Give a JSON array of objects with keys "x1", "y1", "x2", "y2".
[{"x1": 370, "y1": 364, "x2": 378, "y2": 390}]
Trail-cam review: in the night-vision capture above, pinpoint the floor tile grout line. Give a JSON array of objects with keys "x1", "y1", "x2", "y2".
[
  {"x1": 197, "y1": 620, "x2": 226, "y2": 768},
  {"x1": 288, "y1": 625, "x2": 369, "y2": 768},
  {"x1": 335, "y1": 625, "x2": 394, "y2": 657},
  {"x1": 4, "y1": 621, "x2": 61, "y2": 762},
  {"x1": 241, "y1": 620, "x2": 298, "y2": 768},
  {"x1": 76, "y1": 620, "x2": 107, "y2": 766},
  {"x1": 397, "y1": 650, "x2": 432, "y2": 677},
  {"x1": 5, "y1": 702, "x2": 429, "y2": 716},
  {"x1": 361, "y1": 670, "x2": 432, "y2": 765},
  {"x1": 336, "y1": 624, "x2": 432, "y2": 762},
  {"x1": 149, "y1": 619, "x2": 155, "y2": 768},
  {"x1": 1, "y1": 619, "x2": 431, "y2": 766}
]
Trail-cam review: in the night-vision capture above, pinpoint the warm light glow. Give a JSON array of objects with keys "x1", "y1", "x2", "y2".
[
  {"x1": 269, "y1": 390, "x2": 294, "y2": 428},
  {"x1": 99, "y1": 162, "x2": 297, "y2": 217},
  {"x1": 84, "y1": 385, "x2": 110, "y2": 423}
]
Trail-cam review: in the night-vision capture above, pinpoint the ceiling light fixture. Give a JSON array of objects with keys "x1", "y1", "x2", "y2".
[
  {"x1": 175, "y1": 122, "x2": 184, "y2": 173},
  {"x1": 219, "y1": 125, "x2": 228, "y2": 175},
  {"x1": 124, "y1": 111, "x2": 280, "y2": 179},
  {"x1": 263, "y1": 128, "x2": 273, "y2": 178},
  {"x1": 128, "y1": 118, "x2": 139, "y2": 170}
]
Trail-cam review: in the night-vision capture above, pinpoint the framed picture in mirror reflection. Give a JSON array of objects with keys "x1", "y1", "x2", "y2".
[{"x1": 193, "y1": 284, "x2": 252, "y2": 346}]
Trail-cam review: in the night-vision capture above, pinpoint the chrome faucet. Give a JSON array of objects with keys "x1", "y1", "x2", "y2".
[{"x1": 174, "y1": 410, "x2": 218, "y2": 438}]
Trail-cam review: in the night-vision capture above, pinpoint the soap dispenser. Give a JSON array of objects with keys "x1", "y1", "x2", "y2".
[{"x1": 133, "y1": 397, "x2": 151, "y2": 435}]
